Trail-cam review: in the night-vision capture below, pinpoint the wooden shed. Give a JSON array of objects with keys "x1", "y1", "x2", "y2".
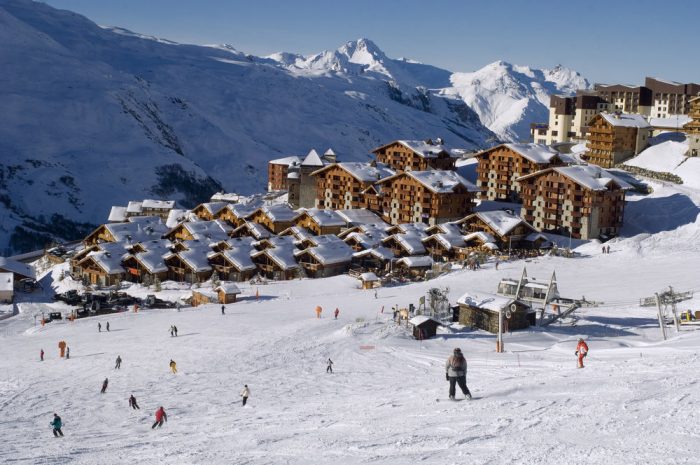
[
  {"x1": 456, "y1": 292, "x2": 534, "y2": 334},
  {"x1": 191, "y1": 282, "x2": 241, "y2": 307},
  {"x1": 359, "y1": 272, "x2": 380, "y2": 289},
  {"x1": 408, "y1": 315, "x2": 441, "y2": 340}
]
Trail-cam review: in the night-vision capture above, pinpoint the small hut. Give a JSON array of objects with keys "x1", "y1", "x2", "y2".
[
  {"x1": 359, "y1": 272, "x2": 379, "y2": 289},
  {"x1": 191, "y1": 282, "x2": 241, "y2": 306},
  {"x1": 408, "y1": 315, "x2": 441, "y2": 339},
  {"x1": 456, "y1": 292, "x2": 534, "y2": 333},
  {"x1": 395, "y1": 256, "x2": 433, "y2": 278}
]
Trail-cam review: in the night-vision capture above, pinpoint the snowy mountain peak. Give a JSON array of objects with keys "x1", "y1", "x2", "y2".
[{"x1": 338, "y1": 38, "x2": 387, "y2": 65}]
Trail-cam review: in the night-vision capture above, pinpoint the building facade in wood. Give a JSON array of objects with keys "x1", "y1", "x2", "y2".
[
  {"x1": 374, "y1": 170, "x2": 478, "y2": 225},
  {"x1": 293, "y1": 209, "x2": 346, "y2": 236},
  {"x1": 585, "y1": 113, "x2": 651, "y2": 168},
  {"x1": 457, "y1": 292, "x2": 534, "y2": 333},
  {"x1": 475, "y1": 143, "x2": 563, "y2": 202},
  {"x1": 247, "y1": 205, "x2": 297, "y2": 234},
  {"x1": 684, "y1": 96, "x2": 700, "y2": 157},
  {"x1": 268, "y1": 156, "x2": 301, "y2": 192},
  {"x1": 518, "y1": 165, "x2": 632, "y2": 240},
  {"x1": 455, "y1": 210, "x2": 536, "y2": 249},
  {"x1": 311, "y1": 162, "x2": 394, "y2": 211},
  {"x1": 371, "y1": 139, "x2": 457, "y2": 172},
  {"x1": 191, "y1": 202, "x2": 228, "y2": 221}
]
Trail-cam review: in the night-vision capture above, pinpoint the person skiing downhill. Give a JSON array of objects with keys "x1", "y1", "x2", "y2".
[
  {"x1": 326, "y1": 358, "x2": 334, "y2": 374},
  {"x1": 115, "y1": 355, "x2": 122, "y2": 369},
  {"x1": 169, "y1": 359, "x2": 177, "y2": 374},
  {"x1": 152, "y1": 406, "x2": 167, "y2": 429},
  {"x1": 575, "y1": 338, "x2": 589, "y2": 368},
  {"x1": 445, "y1": 348, "x2": 472, "y2": 400},
  {"x1": 101, "y1": 378, "x2": 109, "y2": 394},
  {"x1": 50, "y1": 413, "x2": 63, "y2": 437},
  {"x1": 129, "y1": 394, "x2": 140, "y2": 410},
  {"x1": 240, "y1": 385, "x2": 250, "y2": 406}
]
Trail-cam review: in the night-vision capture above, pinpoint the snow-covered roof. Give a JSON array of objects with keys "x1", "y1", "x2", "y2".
[
  {"x1": 253, "y1": 245, "x2": 299, "y2": 270},
  {"x1": 225, "y1": 236, "x2": 256, "y2": 248},
  {"x1": 302, "y1": 234, "x2": 345, "y2": 248},
  {"x1": 390, "y1": 222, "x2": 430, "y2": 235},
  {"x1": 504, "y1": 143, "x2": 560, "y2": 164},
  {"x1": 457, "y1": 292, "x2": 515, "y2": 312},
  {"x1": 360, "y1": 272, "x2": 378, "y2": 281},
  {"x1": 404, "y1": 170, "x2": 479, "y2": 193},
  {"x1": 648, "y1": 115, "x2": 692, "y2": 128},
  {"x1": 316, "y1": 162, "x2": 394, "y2": 183},
  {"x1": 423, "y1": 233, "x2": 465, "y2": 250},
  {"x1": 302, "y1": 149, "x2": 325, "y2": 167},
  {"x1": 374, "y1": 140, "x2": 454, "y2": 159},
  {"x1": 409, "y1": 315, "x2": 440, "y2": 326},
  {"x1": 555, "y1": 165, "x2": 633, "y2": 191},
  {"x1": 235, "y1": 221, "x2": 272, "y2": 240},
  {"x1": 198, "y1": 202, "x2": 228, "y2": 216},
  {"x1": 461, "y1": 210, "x2": 531, "y2": 237},
  {"x1": 324, "y1": 148, "x2": 336, "y2": 157},
  {"x1": 352, "y1": 246, "x2": 395, "y2": 261},
  {"x1": 257, "y1": 204, "x2": 297, "y2": 222},
  {"x1": 183, "y1": 220, "x2": 232, "y2": 242},
  {"x1": 220, "y1": 247, "x2": 257, "y2": 272},
  {"x1": 335, "y1": 208, "x2": 384, "y2": 226},
  {"x1": 104, "y1": 221, "x2": 167, "y2": 243},
  {"x1": 0, "y1": 272, "x2": 13, "y2": 291},
  {"x1": 296, "y1": 208, "x2": 346, "y2": 227},
  {"x1": 142, "y1": 199, "x2": 175, "y2": 209},
  {"x1": 269, "y1": 155, "x2": 302, "y2": 166},
  {"x1": 397, "y1": 256, "x2": 433, "y2": 268},
  {"x1": 108, "y1": 206, "x2": 127, "y2": 222},
  {"x1": 427, "y1": 222, "x2": 462, "y2": 236},
  {"x1": 224, "y1": 203, "x2": 258, "y2": 218},
  {"x1": 83, "y1": 250, "x2": 125, "y2": 275},
  {"x1": 127, "y1": 215, "x2": 163, "y2": 225},
  {"x1": 297, "y1": 241, "x2": 354, "y2": 266},
  {"x1": 165, "y1": 209, "x2": 191, "y2": 228},
  {"x1": 126, "y1": 201, "x2": 143, "y2": 213},
  {"x1": 463, "y1": 231, "x2": 496, "y2": 244},
  {"x1": 135, "y1": 239, "x2": 172, "y2": 254},
  {"x1": 599, "y1": 113, "x2": 651, "y2": 129},
  {"x1": 384, "y1": 232, "x2": 426, "y2": 255},
  {"x1": 344, "y1": 230, "x2": 387, "y2": 249},
  {"x1": 215, "y1": 282, "x2": 242, "y2": 295},
  {"x1": 178, "y1": 248, "x2": 212, "y2": 272},
  {"x1": 210, "y1": 192, "x2": 241, "y2": 203},
  {"x1": 134, "y1": 250, "x2": 168, "y2": 274}
]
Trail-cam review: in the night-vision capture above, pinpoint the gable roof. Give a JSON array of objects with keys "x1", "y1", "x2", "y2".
[
  {"x1": 252, "y1": 245, "x2": 299, "y2": 271},
  {"x1": 133, "y1": 250, "x2": 168, "y2": 274},
  {"x1": 142, "y1": 199, "x2": 176, "y2": 209},
  {"x1": 598, "y1": 112, "x2": 651, "y2": 128},
  {"x1": 373, "y1": 139, "x2": 455, "y2": 159},
  {"x1": 335, "y1": 208, "x2": 384, "y2": 226},
  {"x1": 220, "y1": 247, "x2": 257, "y2": 272},
  {"x1": 397, "y1": 255, "x2": 433, "y2": 268},
  {"x1": 311, "y1": 162, "x2": 395, "y2": 183},
  {"x1": 232, "y1": 222, "x2": 272, "y2": 240},
  {"x1": 518, "y1": 165, "x2": 634, "y2": 191},
  {"x1": 381, "y1": 170, "x2": 479, "y2": 193},
  {"x1": 457, "y1": 292, "x2": 515, "y2": 312},
  {"x1": 383, "y1": 232, "x2": 427, "y2": 255},
  {"x1": 108, "y1": 206, "x2": 128, "y2": 222},
  {"x1": 0, "y1": 257, "x2": 36, "y2": 280},
  {"x1": 252, "y1": 204, "x2": 298, "y2": 223},
  {"x1": 302, "y1": 149, "x2": 325, "y2": 167},
  {"x1": 296, "y1": 241, "x2": 354, "y2": 266},
  {"x1": 269, "y1": 155, "x2": 302, "y2": 166},
  {"x1": 295, "y1": 208, "x2": 346, "y2": 227},
  {"x1": 458, "y1": 210, "x2": 534, "y2": 237}
]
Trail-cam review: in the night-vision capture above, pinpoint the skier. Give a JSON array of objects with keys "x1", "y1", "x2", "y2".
[
  {"x1": 50, "y1": 413, "x2": 64, "y2": 437},
  {"x1": 58, "y1": 340, "x2": 66, "y2": 357},
  {"x1": 606, "y1": 245, "x2": 611, "y2": 254},
  {"x1": 240, "y1": 385, "x2": 250, "y2": 406},
  {"x1": 169, "y1": 325, "x2": 174, "y2": 337},
  {"x1": 169, "y1": 359, "x2": 177, "y2": 374},
  {"x1": 151, "y1": 406, "x2": 167, "y2": 429},
  {"x1": 326, "y1": 358, "x2": 333, "y2": 374},
  {"x1": 495, "y1": 261, "x2": 499, "y2": 271},
  {"x1": 315, "y1": 306, "x2": 322, "y2": 319},
  {"x1": 106, "y1": 322, "x2": 110, "y2": 332},
  {"x1": 445, "y1": 348, "x2": 472, "y2": 400},
  {"x1": 100, "y1": 378, "x2": 109, "y2": 394},
  {"x1": 40, "y1": 349, "x2": 44, "y2": 361},
  {"x1": 173, "y1": 326, "x2": 178, "y2": 337},
  {"x1": 115, "y1": 355, "x2": 122, "y2": 370},
  {"x1": 334, "y1": 308, "x2": 339, "y2": 319},
  {"x1": 575, "y1": 338, "x2": 589, "y2": 368},
  {"x1": 66, "y1": 347, "x2": 70, "y2": 359},
  {"x1": 128, "y1": 394, "x2": 140, "y2": 410},
  {"x1": 221, "y1": 305, "x2": 225, "y2": 315},
  {"x1": 98, "y1": 322, "x2": 101, "y2": 332},
  {"x1": 176, "y1": 302, "x2": 181, "y2": 312}
]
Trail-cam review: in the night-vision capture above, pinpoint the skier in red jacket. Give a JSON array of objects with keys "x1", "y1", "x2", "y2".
[
  {"x1": 575, "y1": 338, "x2": 589, "y2": 368},
  {"x1": 152, "y1": 406, "x2": 167, "y2": 429}
]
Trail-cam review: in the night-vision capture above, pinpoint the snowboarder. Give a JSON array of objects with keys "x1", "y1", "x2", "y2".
[
  {"x1": 50, "y1": 413, "x2": 64, "y2": 437},
  {"x1": 40, "y1": 349, "x2": 44, "y2": 361},
  {"x1": 115, "y1": 355, "x2": 122, "y2": 369},
  {"x1": 98, "y1": 322, "x2": 101, "y2": 332},
  {"x1": 221, "y1": 305, "x2": 225, "y2": 315},
  {"x1": 326, "y1": 358, "x2": 333, "y2": 374},
  {"x1": 240, "y1": 385, "x2": 250, "y2": 406},
  {"x1": 575, "y1": 338, "x2": 589, "y2": 368},
  {"x1": 66, "y1": 347, "x2": 70, "y2": 359},
  {"x1": 151, "y1": 406, "x2": 167, "y2": 429},
  {"x1": 445, "y1": 348, "x2": 472, "y2": 400},
  {"x1": 173, "y1": 326, "x2": 178, "y2": 337},
  {"x1": 100, "y1": 378, "x2": 109, "y2": 394},
  {"x1": 106, "y1": 322, "x2": 110, "y2": 332},
  {"x1": 129, "y1": 394, "x2": 140, "y2": 410},
  {"x1": 315, "y1": 306, "x2": 322, "y2": 319},
  {"x1": 334, "y1": 308, "x2": 339, "y2": 319},
  {"x1": 169, "y1": 359, "x2": 177, "y2": 374}
]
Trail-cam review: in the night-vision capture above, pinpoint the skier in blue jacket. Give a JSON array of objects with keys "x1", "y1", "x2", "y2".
[{"x1": 50, "y1": 413, "x2": 63, "y2": 437}]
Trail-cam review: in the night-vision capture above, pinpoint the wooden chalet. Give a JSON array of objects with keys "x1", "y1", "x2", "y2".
[
  {"x1": 192, "y1": 283, "x2": 242, "y2": 306},
  {"x1": 164, "y1": 220, "x2": 231, "y2": 242},
  {"x1": 408, "y1": 315, "x2": 441, "y2": 339},
  {"x1": 208, "y1": 247, "x2": 257, "y2": 282},
  {"x1": 268, "y1": 155, "x2": 301, "y2": 191},
  {"x1": 191, "y1": 202, "x2": 228, "y2": 221},
  {"x1": 455, "y1": 210, "x2": 536, "y2": 249},
  {"x1": 311, "y1": 162, "x2": 394, "y2": 210},
  {"x1": 475, "y1": 143, "x2": 564, "y2": 202},
  {"x1": 457, "y1": 292, "x2": 534, "y2": 333},
  {"x1": 251, "y1": 246, "x2": 299, "y2": 280},
  {"x1": 381, "y1": 232, "x2": 427, "y2": 258},
  {"x1": 230, "y1": 221, "x2": 272, "y2": 240},
  {"x1": 375, "y1": 170, "x2": 478, "y2": 225},
  {"x1": 371, "y1": 139, "x2": 457, "y2": 172},
  {"x1": 164, "y1": 248, "x2": 213, "y2": 283},
  {"x1": 0, "y1": 257, "x2": 36, "y2": 286},
  {"x1": 517, "y1": 165, "x2": 632, "y2": 240},
  {"x1": 293, "y1": 208, "x2": 346, "y2": 236},
  {"x1": 351, "y1": 247, "x2": 394, "y2": 272},
  {"x1": 421, "y1": 232, "x2": 465, "y2": 261},
  {"x1": 216, "y1": 204, "x2": 257, "y2": 228},
  {"x1": 122, "y1": 250, "x2": 168, "y2": 284},
  {"x1": 294, "y1": 241, "x2": 354, "y2": 278},
  {"x1": 395, "y1": 256, "x2": 434, "y2": 278},
  {"x1": 247, "y1": 205, "x2": 297, "y2": 234},
  {"x1": 684, "y1": 96, "x2": 700, "y2": 157},
  {"x1": 359, "y1": 272, "x2": 380, "y2": 289},
  {"x1": 585, "y1": 112, "x2": 651, "y2": 168},
  {"x1": 75, "y1": 250, "x2": 125, "y2": 286}
]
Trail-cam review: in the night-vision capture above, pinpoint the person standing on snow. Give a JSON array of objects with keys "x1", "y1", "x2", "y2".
[
  {"x1": 575, "y1": 338, "x2": 589, "y2": 368},
  {"x1": 240, "y1": 385, "x2": 250, "y2": 406},
  {"x1": 326, "y1": 358, "x2": 334, "y2": 374},
  {"x1": 40, "y1": 349, "x2": 44, "y2": 361},
  {"x1": 98, "y1": 322, "x2": 102, "y2": 332},
  {"x1": 169, "y1": 359, "x2": 177, "y2": 374},
  {"x1": 173, "y1": 326, "x2": 178, "y2": 337},
  {"x1": 445, "y1": 348, "x2": 472, "y2": 400},
  {"x1": 50, "y1": 413, "x2": 64, "y2": 437},
  {"x1": 106, "y1": 322, "x2": 110, "y2": 332},
  {"x1": 221, "y1": 305, "x2": 225, "y2": 315},
  {"x1": 101, "y1": 378, "x2": 109, "y2": 394},
  {"x1": 115, "y1": 355, "x2": 122, "y2": 369},
  {"x1": 334, "y1": 308, "x2": 339, "y2": 319},
  {"x1": 129, "y1": 394, "x2": 140, "y2": 410},
  {"x1": 152, "y1": 406, "x2": 167, "y2": 429},
  {"x1": 315, "y1": 306, "x2": 322, "y2": 319},
  {"x1": 169, "y1": 325, "x2": 174, "y2": 337},
  {"x1": 66, "y1": 347, "x2": 70, "y2": 359}
]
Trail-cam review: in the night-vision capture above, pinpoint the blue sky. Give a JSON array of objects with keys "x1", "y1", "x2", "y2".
[{"x1": 44, "y1": 0, "x2": 698, "y2": 84}]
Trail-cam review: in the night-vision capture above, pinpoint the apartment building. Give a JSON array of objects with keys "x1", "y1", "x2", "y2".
[
  {"x1": 585, "y1": 112, "x2": 651, "y2": 168},
  {"x1": 371, "y1": 139, "x2": 457, "y2": 172},
  {"x1": 311, "y1": 162, "x2": 394, "y2": 211}
]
